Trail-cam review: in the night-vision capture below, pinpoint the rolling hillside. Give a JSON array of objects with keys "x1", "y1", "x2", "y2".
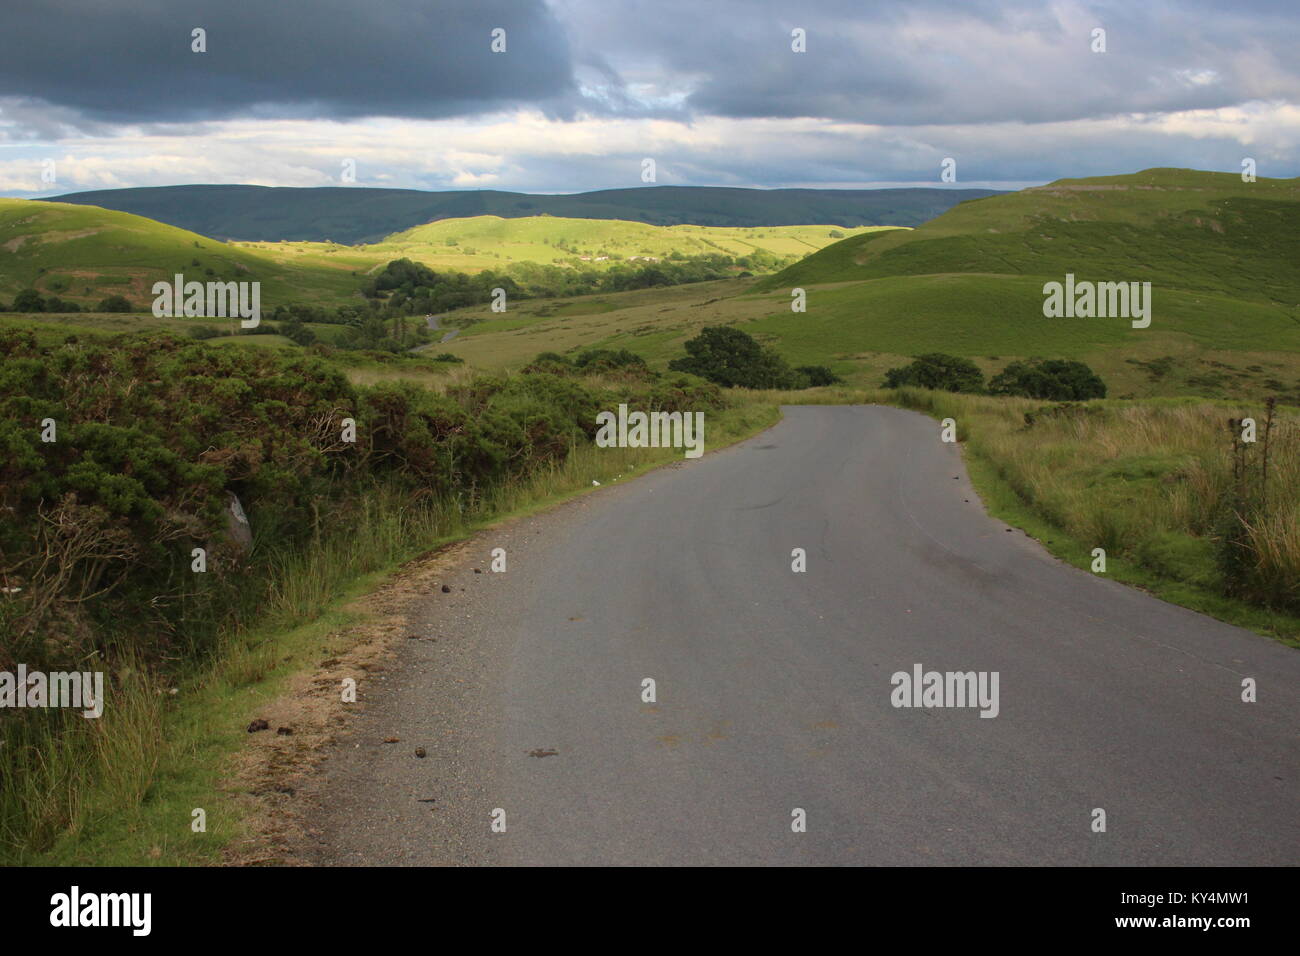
[
  {"x1": 760, "y1": 168, "x2": 1300, "y2": 306},
  {"x1": 0, "y1": 201, "x2": 881, "y2": 313},
  {"x1": 430, "y1": 169, "x2": 1300, "y2": 403},
  {"x1": 0, "y1": 198, "x2": 360, "y2": 307},
  {"x1": 49, "y1": 184, "x2": 1000, "y2": 243}
]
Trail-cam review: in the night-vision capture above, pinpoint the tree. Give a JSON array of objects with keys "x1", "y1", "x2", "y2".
[
  {"x1": 795, "y1": 365, "x2": 840, "y2": 387},
  {"x1": 883, "y1": 353, "x2": 984, "y2": 393},
  {"x1": 669, "y1": 326, "x2": 801, "y2": 389},
  {"x1": 989, "y1": 359, "x2": 1106, "y2": 400},
  {"x1": 283, "y1": 319, "x2": 317, "y2": 346},
  {"x1": 12, "y1": 289, "x2": 44, "y2": 312},
  {"x1": 96, "y1": 295, "x2": 133, "y2": 313}
]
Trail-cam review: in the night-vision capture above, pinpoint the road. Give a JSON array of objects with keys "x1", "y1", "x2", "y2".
[
  {"x1": 303, "y1": 405, "x2": 1299, "y2": 865},
  {"x1": 410, "y1": 315, "x2": 459, "y2": 353}
]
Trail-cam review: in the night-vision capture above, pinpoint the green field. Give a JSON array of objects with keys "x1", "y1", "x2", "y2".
[{"x1": 236, "y1": 216, "x2": 891, "y2": 276}]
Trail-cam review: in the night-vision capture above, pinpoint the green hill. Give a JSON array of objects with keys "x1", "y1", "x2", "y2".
[
  {"x1": 741, "y1": 169, "x2": 1300, "y2": 385},
  {"x1": 762, "y1": 168, "x2": 1300, "y2": 305},
  {"x1": 0, "y1": 198, "x2": 360, "y2": 308},
  {"x1": 430, "y1": 170, "x2": 1300, "y2": 403},
  {"x1": 49, "y1": 184, "x2": 1000, "y2": 244}
]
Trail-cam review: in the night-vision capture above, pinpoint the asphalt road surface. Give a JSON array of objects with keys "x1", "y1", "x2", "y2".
[{"x1": 305, "y1": 405, "x2": 1299, "y2": 866}]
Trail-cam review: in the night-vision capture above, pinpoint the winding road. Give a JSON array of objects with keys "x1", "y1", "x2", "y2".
[{"x1": 304, "y1": 405, "x2": 1299, "y2": 866}]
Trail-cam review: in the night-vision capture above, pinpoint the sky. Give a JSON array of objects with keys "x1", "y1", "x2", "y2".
[{"x1": 0, "y1": 0, "x2": 1296, "y2": 198}]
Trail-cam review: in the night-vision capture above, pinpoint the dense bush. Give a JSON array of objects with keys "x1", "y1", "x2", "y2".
[
  {"x1": 11, "y1": 289, "x2": 44, "y2": 313},
  {"x1": 573, "y1": 348, "x2": 647, "y2": 371},
  {"x1": 795, "y1": 365, "x2": 841, "y2": 387},
  {"x1": 990, "y1": 358, "x2": 1106, "y2": 400},
  {"x1": 282, "y1": 319, "x2": 317, "y2": 346},
  {"x1": 0, "y1": 330, "x2": 719, "y2": 673},
  {"x1": 668, "y1": 326, "x2": 818, "y2": 390},
  {"x1": 883, "y1": 353, "x2": 985, "y2": 393},
  {"x1": 96, "y1": 295, "x2": 134, "y2": 313}
]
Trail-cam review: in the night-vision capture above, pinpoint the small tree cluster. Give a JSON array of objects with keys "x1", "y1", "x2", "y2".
[
  {"x1": 883, "y1": 354, "x2": 1105, "y2": 398},
  {"x1": 668, "y1": 327, "x2": 838, "y2": 390}
]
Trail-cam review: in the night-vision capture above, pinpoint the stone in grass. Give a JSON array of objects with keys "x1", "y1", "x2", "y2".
[{"x1": 247, "y1": 718, "x2": 270, "y2": 733}]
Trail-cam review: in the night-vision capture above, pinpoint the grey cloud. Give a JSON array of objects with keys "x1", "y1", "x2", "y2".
[
  {"x1": 556, "y1": 0, "x2": 1300, "y2": 126},
  {"x1": 0, "y1": 0, "x2": 579, "y2": 123}
]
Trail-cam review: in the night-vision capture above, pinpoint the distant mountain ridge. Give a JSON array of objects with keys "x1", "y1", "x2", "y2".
[{"x1": 49, "y1": 184, "x2": 1002, "y2": 244}]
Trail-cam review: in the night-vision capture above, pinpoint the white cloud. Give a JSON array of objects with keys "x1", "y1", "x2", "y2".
[{"x1": 1, "y1": 98, "x2": 1296, "y2": 199}]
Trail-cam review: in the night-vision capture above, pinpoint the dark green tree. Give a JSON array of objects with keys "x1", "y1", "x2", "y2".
[
  {"x1": 883, "y1": 353, "x2": 985, "y2": 393},
  {"x1": 96, "y1": 294, "x2": 133, "y2": 313},
  {"x1": 12, "y1": 289, "x2": 44, "y2": 312},
  {"x1": 669, "y1": 326, "x2": 798, "y2": 389},
  {"x1": 989, "y1": 359, "x2": 1106, "y2": 400},
  {"x1": 795, "y1": 365, "x2": 840, "y2": 387}
]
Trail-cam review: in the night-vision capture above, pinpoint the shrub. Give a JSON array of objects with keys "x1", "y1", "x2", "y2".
[
  {"x1": 883, "y1": 354, "x2": 984, "y2": 393},
  {"x1": 283, "y1": 320, "x2": 317, "y2": 346},
  {"x1": 795, "y1": 365, "x2": 840, "y2": 387},
  {"x1": 573, "y1": 348, "x2": 647, "y2": 371},
  {"x1": 12, "y1": 289, "x2": 44, "y2": 313},
  {"x1": 668, "y1": 326, "x2": 799, "y2": 389},
  {"x1": 96, "y1": 294, "x2": 134, "y2": 313},
  {"x1": 990, "y1": 359, "x2": 1106, "y2": 400}
]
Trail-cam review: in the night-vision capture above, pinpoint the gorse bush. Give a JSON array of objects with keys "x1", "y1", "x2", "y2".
[{"x1": 0, "y1": 330, "x2": 723, "y2": 675}]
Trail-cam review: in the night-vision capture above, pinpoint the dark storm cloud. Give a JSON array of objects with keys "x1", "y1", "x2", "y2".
[
  {"x1": 3, "y1": 0, "x2": 1297, "y2": 129},
  {"x1": 0, "y1": 0, "x2": 578, "y2": 122}
]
